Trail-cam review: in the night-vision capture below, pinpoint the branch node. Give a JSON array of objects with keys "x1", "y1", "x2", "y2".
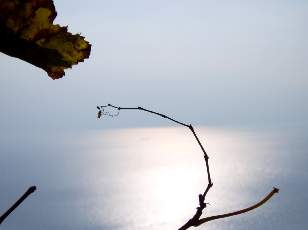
[{"x1": 198, "y1": 194, "x2": 204, "y2": 206}]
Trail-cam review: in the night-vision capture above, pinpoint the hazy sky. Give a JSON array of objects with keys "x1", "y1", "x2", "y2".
[{"x1": 0, "y1": 0, "x2": 307, "y2": 133}]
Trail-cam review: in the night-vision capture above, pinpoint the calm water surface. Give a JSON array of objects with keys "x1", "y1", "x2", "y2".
[{"x1": 0, "y1": 126, "x2": 307, "y2": 229}]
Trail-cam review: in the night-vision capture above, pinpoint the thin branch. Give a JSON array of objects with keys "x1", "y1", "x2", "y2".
[
  {"x1": 107, "y1": 104, "x2": 189, "y2": 127},
  {"x1": 97, "y1": 104, "x2": 279, "y2": 229},
  {"x1": 194, "y1": 187, "x2": 279, "y2": 226},
  {"x1": 0, "y1": 186, "x2": 36, "y2": 225}
]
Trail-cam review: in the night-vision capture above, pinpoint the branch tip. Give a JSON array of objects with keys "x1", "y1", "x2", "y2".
[
  {"x1": 27, "y1": 186, "x2": 36, "y2": 194},
  {"x1": 0, "y1": 186, "x2": 37, "y2": 225}
]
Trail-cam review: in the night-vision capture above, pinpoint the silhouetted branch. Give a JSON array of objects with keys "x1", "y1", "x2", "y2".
[
  {"x1": 194, "y1": 187, "x2": 279, "y2": 226},
  {"x1": 97, "y1": 104, "x2": 279, "y2": 229},
  {"x1": 0, "y1": 186, "x2": 36, "y2": 225}
]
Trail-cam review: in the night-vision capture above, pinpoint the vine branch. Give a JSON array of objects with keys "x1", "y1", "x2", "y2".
[
  {"x1": 0, "y1": 186, "x2": 36, "y2": 225},
  {"x1": 194, "y1": 187, "x2": 279, "y2": 226},
  {"x1": 97, "y1": 104, "x2": 278, "y2": 229}
]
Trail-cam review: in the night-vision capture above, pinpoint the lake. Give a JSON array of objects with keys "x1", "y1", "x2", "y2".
[{"x1": 0, "y1": 125, "x2": 307, "y2": 229}]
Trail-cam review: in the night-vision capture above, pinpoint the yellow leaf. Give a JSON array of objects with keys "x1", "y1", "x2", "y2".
[{"x1": 0, "y1": 0, "x2": 91, "y2": 79}]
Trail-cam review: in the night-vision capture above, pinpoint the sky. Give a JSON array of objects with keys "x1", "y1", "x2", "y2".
[{"x1": 0, "y1": 0, "x2": 307, "y2": 133}]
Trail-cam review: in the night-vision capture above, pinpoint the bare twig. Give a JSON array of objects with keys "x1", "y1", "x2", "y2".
[
  {"x1": 194, "y1": 187, "x2": 279, "y2": 226},
  {"x1": 0, "y1": 186, "x2": 36, "y2": 225},
  {"x1": 97, "y1": 104, "x2": 279, "y2": 229}
]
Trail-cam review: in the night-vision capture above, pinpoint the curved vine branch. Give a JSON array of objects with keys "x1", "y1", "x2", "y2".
[
  {"x1": 97, "y1": 104, "x2": 279, "y2": 229},
  {"x1": 194, "y1": 187, "x2": 279, "y2": 226}
]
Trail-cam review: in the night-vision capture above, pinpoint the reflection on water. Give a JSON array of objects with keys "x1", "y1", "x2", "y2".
[{"x1": 0, "y1": 126, "x2": 307, "y2": 229}]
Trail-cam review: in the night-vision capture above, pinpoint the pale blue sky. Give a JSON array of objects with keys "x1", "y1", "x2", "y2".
[{"x1": 0, "y1": 0, "x2": 307, "y2": 132}]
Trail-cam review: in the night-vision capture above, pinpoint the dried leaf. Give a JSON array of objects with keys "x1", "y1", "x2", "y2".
[{"x1": 0, "y1": 0, "x2": 91, "y2": 79}]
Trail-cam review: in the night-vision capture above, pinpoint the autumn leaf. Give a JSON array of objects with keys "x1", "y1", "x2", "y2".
[{"x1": 0, "y1": 0, "x2": 91, "y2": 79}]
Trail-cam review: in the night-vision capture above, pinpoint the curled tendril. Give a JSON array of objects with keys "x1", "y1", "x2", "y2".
[{"x1": 97, "y1": 105, "x2": 120, "y2": 118}]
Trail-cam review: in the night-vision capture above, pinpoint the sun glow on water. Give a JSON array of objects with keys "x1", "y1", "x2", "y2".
[
  {"x1": 0, "y1": 126, "x2": 303, "y2": 229},
  {"x1": 81, "y1": 126, "x2": 278, "y2": 229},
  {"x1": 86, "y1": 127, "x2": 204, "y2": 229}
]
